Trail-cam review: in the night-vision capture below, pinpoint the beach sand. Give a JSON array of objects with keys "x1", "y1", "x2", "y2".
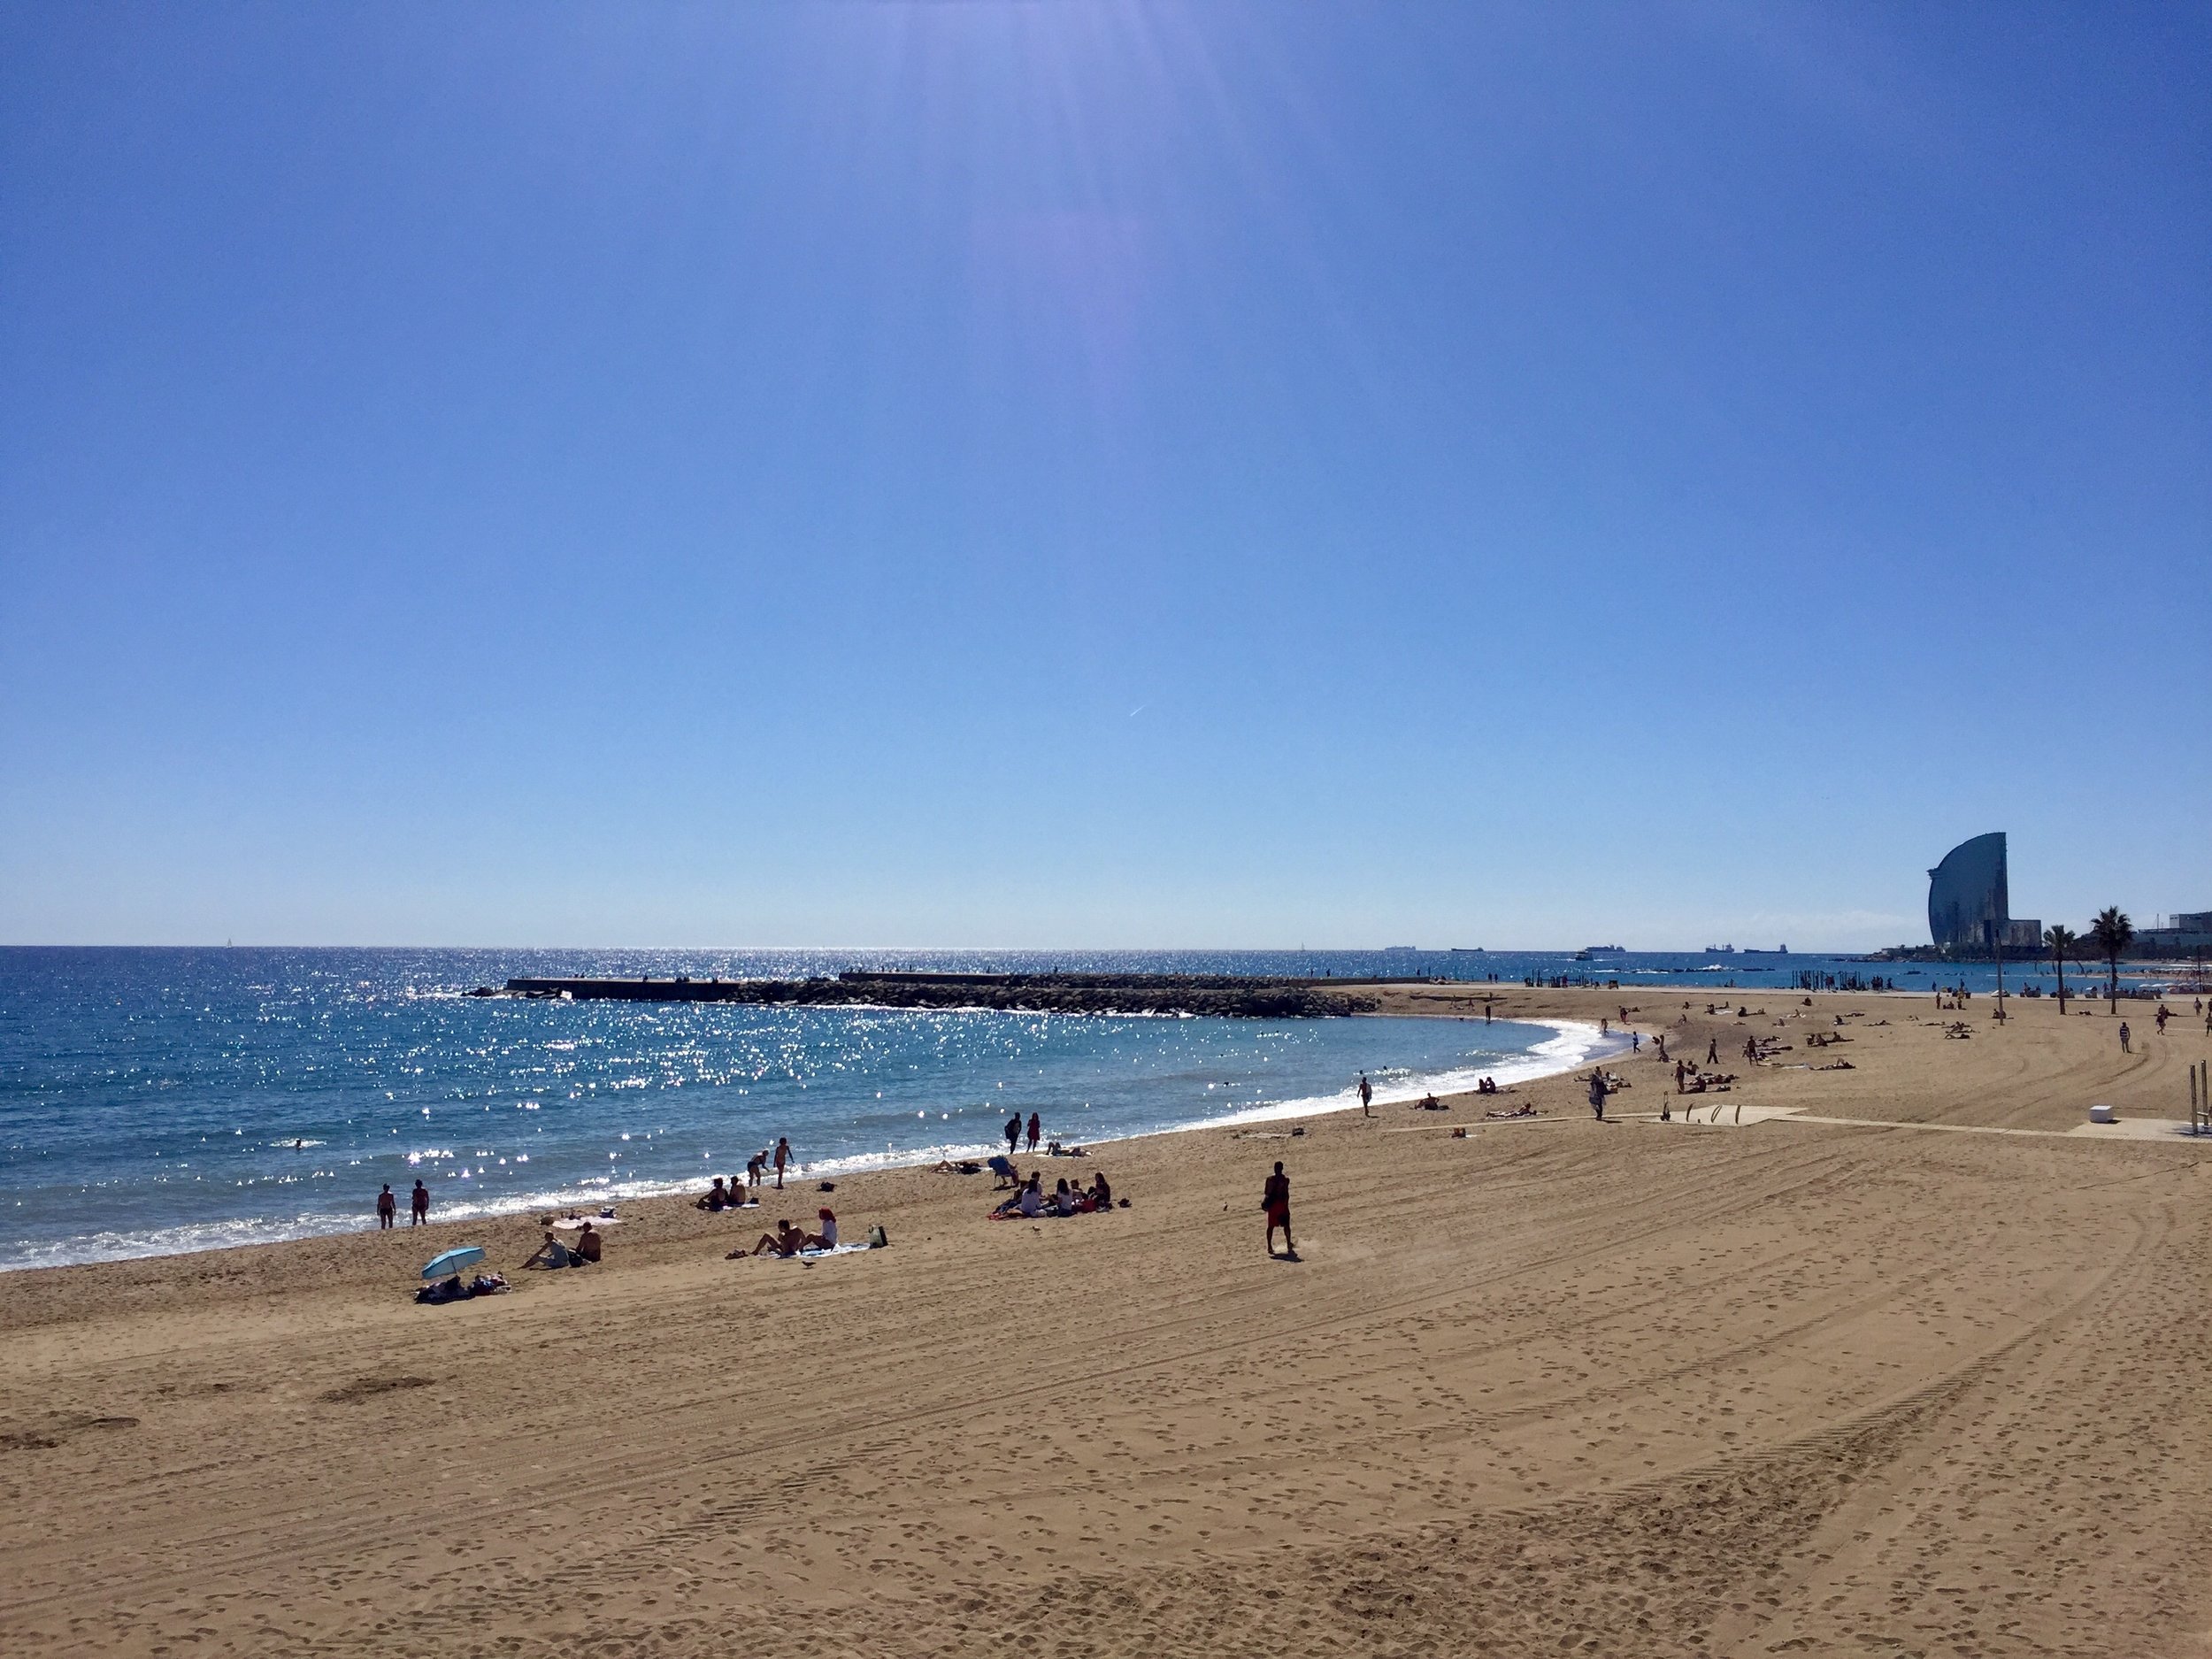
[{"x1": 4, "y1": 984, "x2": 2210, "y2": 1656}]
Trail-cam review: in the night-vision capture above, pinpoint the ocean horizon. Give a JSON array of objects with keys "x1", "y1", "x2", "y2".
[
  {"x1": 4, "y1": 947, "x2": 1632, "y2": 1271},
  {"x1": 4, "y1": 944, "x2": 2159, "y2": 1272}
]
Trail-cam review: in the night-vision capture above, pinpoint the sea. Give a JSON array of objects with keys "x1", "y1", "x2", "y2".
[{"x1": 0, "y1": 945, "x2": 2139, "y2": 1271}]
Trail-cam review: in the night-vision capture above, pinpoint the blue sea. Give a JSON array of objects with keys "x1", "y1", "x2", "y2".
[
  {"x1": 4, "y1": 944, "x2": 2133, "y2": 1271},
  {"x1": 0, "y1": 947, "x2": 1626, "y2": 1271}
]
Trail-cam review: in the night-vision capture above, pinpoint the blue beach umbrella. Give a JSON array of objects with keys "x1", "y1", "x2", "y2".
[{"x1": 420, "y1": 1246, "x2": 486, "y2": 1281}]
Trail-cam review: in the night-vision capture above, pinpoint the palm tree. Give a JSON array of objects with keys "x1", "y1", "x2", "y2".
[
  {"x1": 2044, "y1": 924, "x2": 2077, "y2": 1015},
  {"x1": 2088, "y1": 907, "x2": 2133, "y2": 1011}
]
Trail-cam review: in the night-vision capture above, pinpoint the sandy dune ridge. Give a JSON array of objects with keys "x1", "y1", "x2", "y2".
[{"x1": 4, "y1": 985, "x2": 2209, "y2": 1656}]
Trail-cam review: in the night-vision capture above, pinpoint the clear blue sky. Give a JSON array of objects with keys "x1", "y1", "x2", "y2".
[{"x1": 3, "y1": 3, "x2": 2206, "y2": 949}]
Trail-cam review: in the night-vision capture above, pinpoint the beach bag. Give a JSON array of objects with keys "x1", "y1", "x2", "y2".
[{"x1": 866, "y1": 1225, "x2": 888, "y2": 1248}]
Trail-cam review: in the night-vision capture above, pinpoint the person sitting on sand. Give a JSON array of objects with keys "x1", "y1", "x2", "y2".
[
  {"x1": 1051, "y1": 1178, "x2": 1077, "y2": 1217},
  {"x1": 735, "y1": 1218, "x2": 806, "y2": 1258},
  {"x1": 992, "y1": 1174, "x2": 1045, "y2": 1219},
  {"x1": 1086, "y1": 1172, "x2": 1112, "y2": 1211},
  {"x1": 572, "y1": 1221, "x2": 603, "y2": 1263},
  {"x1": 697, "y1": 1177, "x2": 729, "y2": 1212},
  {"x1": 1416, "y1": 1092, "x2": 1447, "y2": 1111},
  {"x1": 805, "y1": 1207, "x2": 838, "y2": 1249},
  {"x1": 521, "y1": 1230, "x2": 576, "y2": 1270}
]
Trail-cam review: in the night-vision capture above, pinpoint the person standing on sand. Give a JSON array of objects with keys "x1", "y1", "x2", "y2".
[
  {"x1": 376, "y1": 1185, "x2": 396, "y2": 1229},
  {"x1": 1707, "y1": 1037, "x2": 1718, "y2": 1065},
  {"x1": 1025, "y1": 1112, "x2": 1041, "y2": 1152},
  {"x1": 2118, "y1": 1021, "x2": 2131, "y2": 1055},
  {"x1": 772, "y1": 1137, "x2": 793, "y2": 1189},
  {"x1": 1587, "y1": 1071, "x2": 1607, "y2": 1122},
  {"x1": 411, "y1": 1179, "x2": 429, "y2": 1225},
  {"x1": 1005, "y1": 1114, "x2": 1022, "y2": 1156},
  {"x1": 1357, "y1": 1073, "x2": 1372, "y2": 1117},
  {"x1": 1263, "y1": 1162, "x2": 1294, "y2": 1259}
]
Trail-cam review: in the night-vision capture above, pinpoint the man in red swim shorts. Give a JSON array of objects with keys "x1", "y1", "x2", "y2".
[{"x1": 1263, "y1": 1161, "x2": 1294, "y2": 1260}]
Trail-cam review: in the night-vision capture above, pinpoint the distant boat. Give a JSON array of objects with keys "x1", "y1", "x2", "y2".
[
  {"x1": 1705, "y1": 944, "x2": 1735, "y2": 955},
  {"x1": 1581, "y1": 945, "x2": 1625, "y2": 956},
  {"x1": 1741, "y1": 944, "x2": 1790, "y2": 956},
  {"x1": 1448, "y1": 947, "x2": 1486, "y2": 954}
]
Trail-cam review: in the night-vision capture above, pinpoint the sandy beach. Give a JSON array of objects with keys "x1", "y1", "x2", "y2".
[{"x1": 4, "y1": 983, "x2": 2210, "y2": 1657}]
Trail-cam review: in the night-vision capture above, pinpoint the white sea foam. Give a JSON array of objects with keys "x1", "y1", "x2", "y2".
[{"x1": 1169, "y1": 1018, "x2": 1624, "y2": 1132}]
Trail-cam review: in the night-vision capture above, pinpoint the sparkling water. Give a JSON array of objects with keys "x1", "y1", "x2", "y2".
[{"x1": 1, "y1": 948, "x2": 1617, "y2": 1269}]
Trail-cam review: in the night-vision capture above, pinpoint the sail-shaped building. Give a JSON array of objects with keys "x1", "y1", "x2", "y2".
[{"x1": 1927, "y1": 833, "x2": 2041, "y2": 952}]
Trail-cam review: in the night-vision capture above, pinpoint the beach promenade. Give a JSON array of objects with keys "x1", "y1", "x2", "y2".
[{"x1": 4, "y1": 986, "x2": 2209, "y2": 1657}]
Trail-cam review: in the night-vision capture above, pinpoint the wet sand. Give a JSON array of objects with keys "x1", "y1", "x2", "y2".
[{"x1": 4, "y1": 984, "x2": 2209, "y2": 1657}]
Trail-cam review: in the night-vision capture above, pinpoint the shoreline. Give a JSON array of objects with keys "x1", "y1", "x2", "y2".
[
  {"x1": 0, "y1": 1010, "x2": 1619, "y2": 1277},
  {"x1": 4, "y1": 981, "x2": 2209, "y2": 1655}
]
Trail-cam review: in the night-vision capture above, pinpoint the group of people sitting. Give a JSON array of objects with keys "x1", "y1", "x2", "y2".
[
  {"x1": 694, "y1": 1176, "x2": 760, "y2": 1212},
  {"x1": 728, "y1": 1208, "x2": 839, "y2": 1258},
  {"x1": 1474, "y1": 1076, "x2": 1503, "y2": 1094},
  {"x1": 989, "y1": 1171, "x2": 1117, "y2": 1219},
  {"x1": 521, "y1": 1220, "x2": 603, "y2": 1270},
  {"x1": 1673, "y1": 1059, "x2": 1738, "y2": 1094}
]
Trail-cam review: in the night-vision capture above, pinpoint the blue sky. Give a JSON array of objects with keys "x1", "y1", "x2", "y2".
[{"x1": 3, "y1": 3, "x2": 2206, "y2": 949}]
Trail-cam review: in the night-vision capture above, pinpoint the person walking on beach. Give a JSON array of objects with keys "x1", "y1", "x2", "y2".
[
  {"x1": 2119, "y1": 1021, "x2": 2131, "y2": 1055},
  {"x1": 1587, "y1": 1071, "x2": 1608, "y2": 1122},
  {"x1": 1263, "y1": 1162, "x2": 1294, "y2": 1259},
  {"x1": 1706, "y1": 1037, "x2": 1718, "y2": 1065},
  {"x1": 411, "y1": 1179, "x2": 429, "y2": 1225},
  {"x1": 772, "y1": 1137, "x2": 793, "y2": 1190},
  {"x1": 1005, "y1": 1114, "x2": 1022, "y2": 1156},
  {"x1": 1025, "y1": 1112, "x2": 1041, "y2": 1153},
  {"x1": 1357, "y1": 1072, "x2": 1372, "y2": 1117},
  {"x1": 376, "y1": 1184, "x2": 396, "y2": 1229}
]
